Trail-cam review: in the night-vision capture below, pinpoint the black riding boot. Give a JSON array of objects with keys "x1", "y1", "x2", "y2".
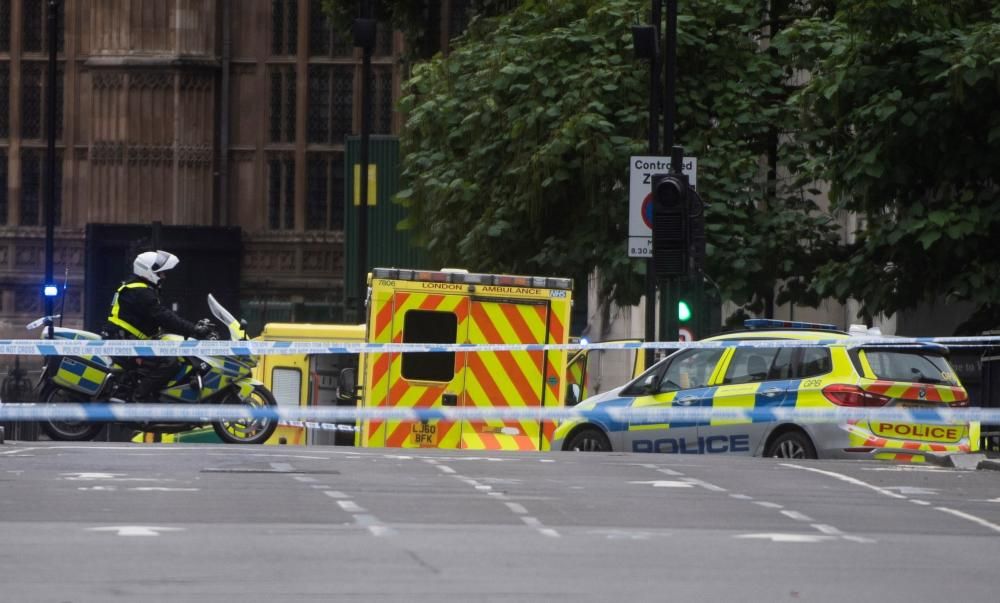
[{"x1": 132, "y1": 358, "x2": 179, "y2": 402}]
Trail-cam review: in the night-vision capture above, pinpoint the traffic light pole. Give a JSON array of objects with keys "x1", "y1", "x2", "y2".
[
  {"x1": 659, "y1": 0, "x2": 679, "y2": 346},
  {"x1": 643, "y1": 0, "x2": 662, "y2": 369}
]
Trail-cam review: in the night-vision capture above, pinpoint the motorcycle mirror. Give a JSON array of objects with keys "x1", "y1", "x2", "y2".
[{"x1": 26, "y1": 315, "x2": 61, "y2": 330}]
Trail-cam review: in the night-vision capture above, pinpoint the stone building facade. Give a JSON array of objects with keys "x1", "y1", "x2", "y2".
[{"x1": 0, "y1": 0, "x2": 405, "y2": 339}]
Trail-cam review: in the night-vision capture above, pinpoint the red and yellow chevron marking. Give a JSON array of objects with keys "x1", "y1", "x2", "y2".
[
  {"x1": 461, "y1": 301, "x2": 546, "y2": 450},
  {"x1": 863, "y1": 380, "x2": 967, "y2": 403},
  {"x1": 378, "y1": 292, "x2": 469, "y2": 449}
]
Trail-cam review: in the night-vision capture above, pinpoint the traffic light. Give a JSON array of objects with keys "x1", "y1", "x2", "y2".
[
  {"x1": 678, "y1": 299, "x2": 691, "y2": 322},
  {"x1": 651, "y1": 173, "x2": 689, "y2": 279}
]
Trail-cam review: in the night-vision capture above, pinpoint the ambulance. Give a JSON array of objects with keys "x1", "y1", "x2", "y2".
[{"x1": 346, "y1": 268, "x2": 574, "y2": 450}]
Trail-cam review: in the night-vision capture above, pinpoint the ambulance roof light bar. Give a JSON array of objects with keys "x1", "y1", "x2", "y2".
[{"x1": 371, "y1": 268, "x2": 572, "y2": 290}]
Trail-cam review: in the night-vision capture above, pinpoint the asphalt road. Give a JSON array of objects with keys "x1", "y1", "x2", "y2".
[{"x1": 1, "y1": 442, "x2": 998, "y2": 602}]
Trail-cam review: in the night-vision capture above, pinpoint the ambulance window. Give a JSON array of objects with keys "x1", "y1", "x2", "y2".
[
  {"x1": 271, "y1": 368, "x2": 302, "y2": 407},
  {"x1": 401, "y1": 310, "x2": 457, "y2": 382}
]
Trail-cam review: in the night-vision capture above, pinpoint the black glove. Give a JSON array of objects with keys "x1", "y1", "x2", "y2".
[{"x1": 193, "y1": 319, "x2": 213, "y2": 339}]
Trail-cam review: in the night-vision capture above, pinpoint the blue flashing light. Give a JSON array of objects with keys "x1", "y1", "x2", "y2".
[
  {"x1": 580, "y1": 338, "x2": 590, "y2": 346},
  {"x1": 43, "y1": 285, "x2": 59, "y2": 297},
  {"x1": 744, "y1": 318, "x2": 839, "y2": 331}
]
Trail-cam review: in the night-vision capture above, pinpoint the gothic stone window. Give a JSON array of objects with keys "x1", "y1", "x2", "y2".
[
  {"x1": 20, "y1": 61, "x2": 63, "y2": 140},
  {"x1": 269, "y1": 65, "x2": 296, "y2": 143},
  {"x1": 20, "y1": 147, "x2": 61, "y2": 226},
  {"x1": 0, "y1": 0, "x2": 10, "y2": 53},
  {"x1": 0, "y1": 62, "x2": 9, "y2": 138},
  {"x1": 0, "y1": 149, "x2": 7, "y2": 225},
  {"x1": 268, "y1": 154, "x2": 295, "y2": 230},
  {"x1": 306, "y1": 152, "x2": 345, "y2": 231},
  {"x1": 308, "y1": 0, "x2": 352, "y2": 57},
  {"x1": 272, "y1": 0, "x2": 298, "y2": 56},
  {"x1": 22, "y1": 0, "x2": 64, "y2": 54},
  {"x1": 307, "y1": 64, "x2": 353, "y2": 144}
]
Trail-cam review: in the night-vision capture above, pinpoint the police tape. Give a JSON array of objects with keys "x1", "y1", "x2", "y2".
[
  {"x1": 1, "y1": 403, "x2": 999, "y2": 425},
  {"x1": 5, "y1": 333, "x2": 1000, "y2": 356}
]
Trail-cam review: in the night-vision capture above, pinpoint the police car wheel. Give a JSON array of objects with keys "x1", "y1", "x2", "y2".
[
  {"x1": 564, "y1": 428, "x2": 611, "y2": 452},
  {"x1": 765, "y1": 430, "x2": 817, "y2": 459}
]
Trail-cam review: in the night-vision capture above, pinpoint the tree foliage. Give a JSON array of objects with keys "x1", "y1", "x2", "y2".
[
  {"x1": 776, "y1": 0, "x2": 1000, "y2": 331},
  {"x1": 397, "y1": 0, "x2": 840, "y2": 314}
]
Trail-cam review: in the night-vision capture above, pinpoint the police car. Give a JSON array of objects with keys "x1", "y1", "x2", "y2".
[{"x1": 553, "y1": 320, "x2": 977, "y2": 461}]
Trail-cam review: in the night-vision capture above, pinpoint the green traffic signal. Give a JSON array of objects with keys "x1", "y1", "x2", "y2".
[{"x1": 678, "y1": 300, "x2": 691, "y2": 322}]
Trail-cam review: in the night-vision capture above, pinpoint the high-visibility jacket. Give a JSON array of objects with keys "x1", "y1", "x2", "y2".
[{"x1": 104, "y1": 278, "x2": 198, "y2": 340}]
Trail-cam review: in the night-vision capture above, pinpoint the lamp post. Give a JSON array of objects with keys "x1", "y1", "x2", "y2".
[
  {"x1": 43, "y1": 0, "x2": 60, "y2": 339},
  {"x1": 353, "y1": 3, "x2": 376, "y2": 321}
]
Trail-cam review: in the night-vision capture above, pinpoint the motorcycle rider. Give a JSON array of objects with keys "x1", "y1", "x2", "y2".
[{"x1": 101, "y1": 250, "x2": 213, "y2": 402}]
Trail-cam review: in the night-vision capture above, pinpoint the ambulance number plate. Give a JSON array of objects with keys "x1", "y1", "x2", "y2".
[{"x1": 411, "y1": 421, "x2": 438, "y2": 447}]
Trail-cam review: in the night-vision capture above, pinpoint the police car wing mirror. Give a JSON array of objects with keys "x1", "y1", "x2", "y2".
[{"x1": 337, "y1": 368, "x2": 359, "y2": 402}]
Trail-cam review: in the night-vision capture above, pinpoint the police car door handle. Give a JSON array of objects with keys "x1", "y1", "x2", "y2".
[
  {"x1": 674, "y1": 398, "x2": 694, "y2": 406},
  {"x1": 761, "y1": 388, "x2": 783, "y2": 397}
]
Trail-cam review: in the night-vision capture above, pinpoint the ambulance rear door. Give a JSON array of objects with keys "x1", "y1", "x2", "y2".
[
  {"x1": 366, "y1": 289, "x2": 470, "y2": 448},
  {"x1": 462, "y1": 297, "x2": 552, "y2": 450}
]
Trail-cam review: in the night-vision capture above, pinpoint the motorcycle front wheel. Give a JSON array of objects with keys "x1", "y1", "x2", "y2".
[
  {"x1": 212, "y1": 385, "x2": 278, "y2": 444},
  {"x1": 38, "y1": 383, "x2": 104, "y2": 441}
]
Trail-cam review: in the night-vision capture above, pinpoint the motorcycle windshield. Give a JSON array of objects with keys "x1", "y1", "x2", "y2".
[{"x1": 207, "y1": 294, "x2": 244, "y2": 340}]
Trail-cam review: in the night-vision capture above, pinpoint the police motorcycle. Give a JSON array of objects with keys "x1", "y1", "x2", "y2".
[{"x1": 29, "y1": 294, "x2": 278, "y2": 444}]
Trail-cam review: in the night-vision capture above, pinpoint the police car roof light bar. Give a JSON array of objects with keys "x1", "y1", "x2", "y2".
[{"x1": 744, "y1": 319, "x2": 840, "y2": 331}]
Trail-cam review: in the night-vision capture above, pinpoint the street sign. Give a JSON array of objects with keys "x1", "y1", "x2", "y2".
[{"x1": 628, "y1": 155, "x2": 697, "y2": 258}]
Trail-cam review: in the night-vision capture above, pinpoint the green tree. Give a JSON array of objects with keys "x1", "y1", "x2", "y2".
[
  {"x1": 397, "y1": 0, "x2": 839, "y2": 313},
  {"x1": 776, "y1": 0, "x2": 1000, "y2": 331}
]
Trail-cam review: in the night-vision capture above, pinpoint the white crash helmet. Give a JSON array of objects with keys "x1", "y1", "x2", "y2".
[{"x1": 133, "y1": 250, "x2": 179, "y2": 285}]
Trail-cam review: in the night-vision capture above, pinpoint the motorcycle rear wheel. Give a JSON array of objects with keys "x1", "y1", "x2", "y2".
[
  {"x1": 38, "y1": 383, "x2": 104, "y2": 441},
  {"x1": 212, "y1": 385, "x2": 278, "y2": 444}
]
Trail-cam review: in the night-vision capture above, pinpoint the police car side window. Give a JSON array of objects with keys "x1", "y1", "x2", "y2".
[
  {"x1": 723, "y1": 348, "x2": 780, "y2": 385},
  {"x1": 658, "y1": 349, "x2": 724, "y2": 393},
  {"x1": 797, "y1": 348, "x2": 832, "y2": 378},
  {"x1": 767, "y1": 347, "x2": 796, "y2": 381}
]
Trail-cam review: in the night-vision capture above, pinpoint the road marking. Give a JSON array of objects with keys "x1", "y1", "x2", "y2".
[
  {"x1": 78, "y1": 486, "x2": 117, "y2": 491},
  {"x1": 520, "y1": 516, "x2": 559, "y2": 538},
  {"x1": 353, "y1": 514, "x2": 396, "y2": 537},
  {"x1": 269, "y1": 462, "x2": 295, "y2": 472},
  {"x1": 324, "y1": 491, "x2": 348, "y2": 499},
  {"x1": 505, "y1": 502, "x2": 528, "y2": 515},
  {"x1": 736, "y1": 533, "x2": 835, "y2": 543},
  {"x1": 754, "y1": 501, "x2": 784, "y2": 509},
  {"x1": 628, "y1": 480, "x2": 694, "y2": 488},
  {"x1": 910, "y1": 499, "x2": 931, "y2": 506},
  {"x1": 781, "y1": 464, "x2": 906, "y2": 499},
  {"x1": 61, "y1": 472, "x2": 125, "y2": 481},
  {"x1": 729, "y1": 494, "x2": 753, "y2": 500},
  {"x1": 935, "y1": 507, "x2": 1000, "y2": 534},
  {"x1": 294, "y1": 476, "x2": 318, "y2": 483},
  {"x1": 337, "y1": 500, "x2": 366, "y2": 513},
  {"x1": 436, "y1": 465, "x2": 456, "y2": 474},
  {"x1": 781, "y1": 510, "x2": 813, "y2": 522},
  {"x1": 883, "y1": 486, "x2": 939, "y2": 496},
  {"x1": 0, "y1": 447, "x2": 39, "y2": 455},
  {"x1": 310, "y1": 484, "x2": 330, "y2": 489},
  {"x1": 87, "y1": 526, "x2": 185, "y2": 537},
  {"x1": 811, "y1": 524, "x2": 842, "y2": 535},
  {"x1": 130, "y1": 487, "x2": 199, "y2": 492},
  {"x1": 681, "y1": 477, "x2": 726, "y2": 492}
]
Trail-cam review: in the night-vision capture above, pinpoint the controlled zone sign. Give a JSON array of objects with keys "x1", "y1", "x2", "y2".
[{"x1": 628, "y1": 155, "x2": 697, "y2": 258}]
